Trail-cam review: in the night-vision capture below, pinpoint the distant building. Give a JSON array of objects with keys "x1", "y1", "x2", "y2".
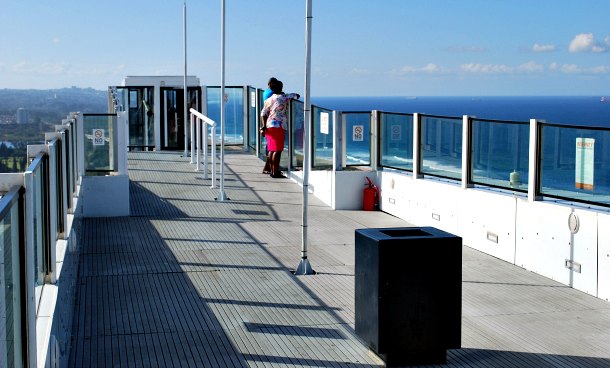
[
  {"x1": 0, "y1": 114, "x2": 16, "y2": 124},
  {"x1": 17, "y1": 107, "x2": 28, "y2": 124}
]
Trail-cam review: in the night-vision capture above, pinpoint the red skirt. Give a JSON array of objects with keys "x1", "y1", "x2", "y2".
[{"x1": 266, "y1": 127, "x2": 286, "y2": 151}]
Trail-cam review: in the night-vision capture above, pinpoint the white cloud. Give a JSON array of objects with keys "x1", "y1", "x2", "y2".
[
  {"x1": 52, "y1": 37, "x2": 61, "y2": 44},
  {"x1": 569, "y1": 33, "x2": 606, "y2": 53},
  {"x1": 589, "y1": 65, "x2": 610, "y2": 74},
  {"x1": 518, "y1": 61, "x2": 544, "y2": 72},
  {"x1": 421, "y1": 63, "x2": 441, "y2": 73},
  {"x1": 461, "y1": 61, "x2": 544, "y2": 74},
  {"x1": 532, "y1": 43, "x2": 556, "y2": 52},
  {"x1": 392, "y1": 63, "x2": 444, "y2": 75},
  {"x1": 549, "y1": 62, "x2": 609, "y2": 74},
  {"x1": 461, "y1": 63, "x2": 513, "y2": 73},
  {"x1": 592, "y1": 45, "x2": 605, "y2": 53},
  {"x1": 350, "y1": 68, "x2": 370, "y2": 76},
  {"x1": 606, "y1": 36, "x2": 610, "y2": 46}
]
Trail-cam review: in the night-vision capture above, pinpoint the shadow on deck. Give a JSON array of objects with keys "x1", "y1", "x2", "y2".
[{"x1": 69, "y1": 151, "x2": 610, "y2": 367}]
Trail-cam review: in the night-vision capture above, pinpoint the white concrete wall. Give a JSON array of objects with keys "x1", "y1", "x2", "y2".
[
  {"x1": 598, "y1": 213, "x2": 610, "y2": 301},
  {"x1": 459, "y1": 190, "x2": 517, "y2": 263},
  {"x1": 334, "y1": 171, "x2": 377, "y2": 210},
  {"x1": 81, "y1": 175, "x2": 129, "y2": 217},
  {"x1": 288, "y1": 165, "x2": 610, "y2": 301},
  {"x1": 378, "y1": 169, "x2": 610, "y2": 300},
  {"x1": 515, "y1": 201, "x2": 598, "y2": 295},
  {"x1": 289, "y1": 170, "x2": 377, "y2": 210}
]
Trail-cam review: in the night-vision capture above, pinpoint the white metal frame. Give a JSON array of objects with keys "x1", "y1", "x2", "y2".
[{"x1": 191, "y1": 108, "x2": 217, "y2": 188}]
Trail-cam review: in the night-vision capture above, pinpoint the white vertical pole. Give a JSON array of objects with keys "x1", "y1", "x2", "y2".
[
  {"x1": 183, "y1": 1, "x2": 189, "y2": 159},
  {"x1": 413, "y1": 113, "x2": 421, "y2": 179},
  {"x1": 461, "y1": 115, "x2": 470, "y2": 189},
  {"x1": 203, "y1": 120, "x2": 209, "y2": 179},
  {"x1": 190, "y1": 114, "x2": 195, "y2": 166},
  {"x1": 196, "y1": 117, "x2": 201, "y2": 171},
  {"x1": 295, "y1": 0, "x2": 314, "y2": 275},
  {"x1": 211, "y1": 123, "x2": 217, "y2": 188},
  {"x1": 528, "y1": 118, "x2": 539, "y2": 201},
  {"x1": 218, "y1": 0, "x2": 228, "y2": 200}
]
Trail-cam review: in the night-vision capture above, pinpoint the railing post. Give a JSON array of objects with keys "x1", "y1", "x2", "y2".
[
  {"x1": 203, "y1": 119, "x2": 209, "y2": 180},
  {"x1": 243, "y1": 85, "x2": 249, "y2": 152},
  {"x1": 23, "y1": 166, "x2": 38, "y2": 368},
  {"x1": 413, "y1": 113, "x2": 422, "y2": 179},
  {"x1": 190, "y1": 113, "x2": 195, "y2": 163},
  {"x1": 211, "y1": 125, "x2": 217, "y2": 189},
  {"x1": 461, "y1": 115, "x2": 471, "y2": 189},
  {"x1": 333, "y1": 110, "x2": 342, "y2": 172},
  {"x1": 196, "y1": 117, "x2": 201, "y2": 172},
  {"x1": 117, "y1": 111, "x2": 128, "y2": 176},
  {"x1": 76, "y1": 113, "x2": 85, "y2": 181},
  {"x1": 255, "y1": 89, "x2": 261, "y2": 158},
  {"x1": 371, "y1": 110, "x2": 379, "y2": 171},
  {"x1": 47, "y1": 140, "x2": 58, "y2": 284},
  {"x1": 528, "y1": 118, "x2": 540, "y2": 201}
]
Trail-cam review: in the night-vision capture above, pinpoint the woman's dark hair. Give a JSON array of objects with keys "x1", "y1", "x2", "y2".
[
  {"x1": 267, "y1": 77, "x2": 278, "y2": 86},
  {"x1": 271, "y1": 80, "x2": 283, "y2": 94}
]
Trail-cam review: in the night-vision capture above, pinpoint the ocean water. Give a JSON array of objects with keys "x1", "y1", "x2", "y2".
[{"x1": 311, "y1": 96, "x2": 610, "y2": 127}]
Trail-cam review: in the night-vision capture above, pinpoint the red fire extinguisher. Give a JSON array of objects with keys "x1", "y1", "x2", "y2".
[{"x1": 363, "y1": 176, "x2": 380, "y2": 211}]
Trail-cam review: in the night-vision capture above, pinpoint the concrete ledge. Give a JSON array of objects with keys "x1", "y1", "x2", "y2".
[
  {"x1": 288, "y1": 169, "x2": 378, "y2": 210},
  {"x1": 81, "y1": 174, "x2": 129, "y2": 217}
]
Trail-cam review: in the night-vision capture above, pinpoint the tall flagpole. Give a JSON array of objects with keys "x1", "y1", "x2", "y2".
[
  {"x1": 183, "y1": 1, "x2": 190, "y2": 160},
  {"x1": 217, "y1": 0, "x2": 228, "y2": 201},
  {"x1": 295, "y1": 0, "x2": 314, "y2": 275}
]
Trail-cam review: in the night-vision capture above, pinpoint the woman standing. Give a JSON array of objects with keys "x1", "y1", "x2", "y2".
[{"x1": 260, "y1": 80, "x2": 299, "y2": 178}]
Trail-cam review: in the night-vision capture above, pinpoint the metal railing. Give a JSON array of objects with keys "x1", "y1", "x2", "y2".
[
  {"x1": 0, "y1": 114, "x2": 79, "y2": 367},
  {"x1": 232, "y1": 84, "x2": 610, "y2": 208},
  {"x1": 190, "y1": 108, "x2": 217, "y2": 187}
]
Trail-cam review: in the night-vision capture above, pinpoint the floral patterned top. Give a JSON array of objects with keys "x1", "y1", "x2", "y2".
[{"x1": 261, "y1": 93, "x2": 299, "y2": 129}]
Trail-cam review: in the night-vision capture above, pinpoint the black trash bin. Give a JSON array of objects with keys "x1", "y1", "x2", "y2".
[{"x1": 355, "y1": 227, "x2": 462, "y2": 366}]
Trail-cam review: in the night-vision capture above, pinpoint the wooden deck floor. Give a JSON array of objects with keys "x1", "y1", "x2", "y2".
[{"x1": 69, "y1": 150, "x2": 610, "y2": 367}]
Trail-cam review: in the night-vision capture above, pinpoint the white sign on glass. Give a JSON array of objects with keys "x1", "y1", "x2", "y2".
[
  {"x1": 353, "y1": 125, "x2": 364, "y2": 141},
  {"x1": 93, "y1": 129, "x2": 105, "y2": 146},
  {"x1": 575, "y1": 137, "x2": 594, "y2": 190},
  {"x1": 320, "y1": 112, "x2": 329, "y2": 135},
  {"x1": 250, "y1": 91, "x2": 256, "y2": 108}
]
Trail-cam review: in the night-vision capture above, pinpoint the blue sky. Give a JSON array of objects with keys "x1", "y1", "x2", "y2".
[{"x1": 1, "y1": 0, "x2": 609, "y2": 96}]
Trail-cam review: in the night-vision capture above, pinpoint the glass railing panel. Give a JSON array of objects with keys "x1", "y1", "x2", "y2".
[
  {"x1": 343, "y1": 112, "x2": 371, "y2": 166},
  {"x1": 0, "y1": 187, "x2": 24, "y2": 368},
  {"x1": 312, "y1": 105, "x2": 334, "y2": 169},
  {"x1": 48, "y1": 139, "x2": 63, "y2": 237},
  {"x1": 540, "y1": 124, "x2": 610, "y2": 206},
  {"x1": 247, "y1": 87, "x2": 257, "y2": 150},
  {"x1": 206, "y1": 86, "x2": 244, "y2": 145},
  {"x1": 379, "y1": 112, "x2": 414, "y2": 170},
  {"x1": 291, "y1": 100, "x2": 304, "y2": 168},
  {"x1": 25, "y1": 155, "x2": 48, "y2": 311},
  {"x1": 420, "y1": 115, "x2": 463, "y2": 180},
  {"x1": 63, "y1": 130, "x2": 73, "y2": 211},
  {"x1": 258, "y1": 89, "x2": 267, "y2": 160},
  {"x1": 279, "y1": 117, "x2": 290, "y2": 171},
  {"x1": 82, "y1": 114, "x2": 118, "y2": 174},
  {"x1": 471, "y1": 119, "x2": 529, "y2": 190}
]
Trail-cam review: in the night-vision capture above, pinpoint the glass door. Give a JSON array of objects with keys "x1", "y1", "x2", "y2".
[{"x1": 161, "y1": 88, "x2": 182, "y2": 150}]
